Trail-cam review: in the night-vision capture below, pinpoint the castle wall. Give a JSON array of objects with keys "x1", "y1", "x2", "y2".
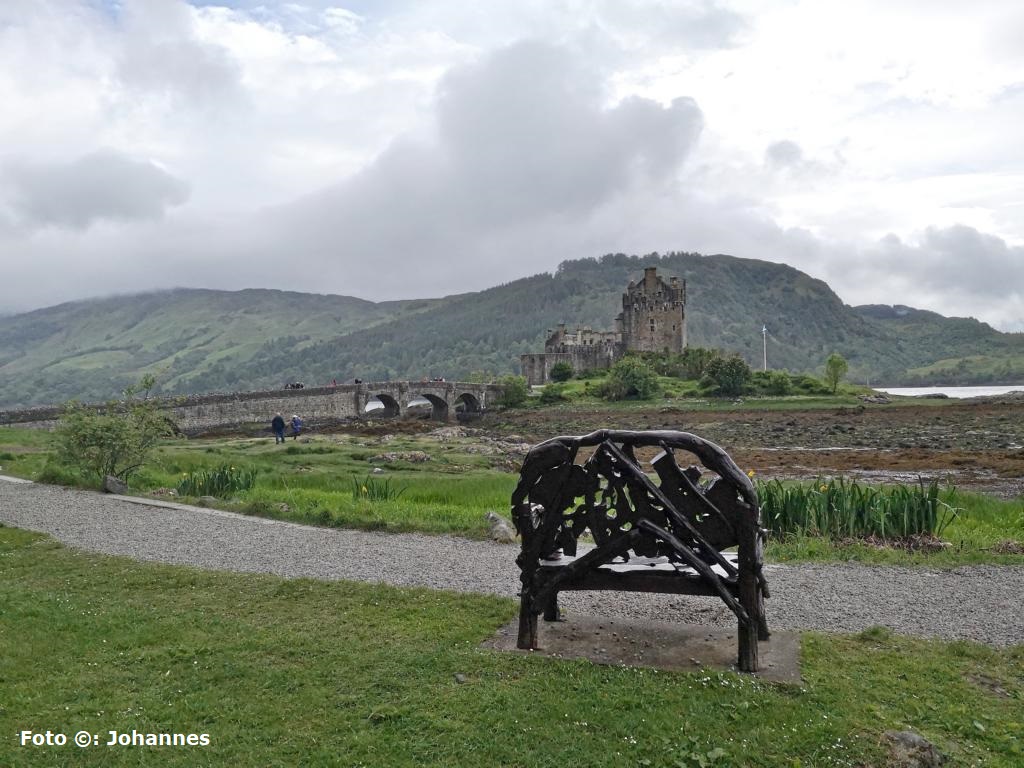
[{"x1": 520, "y1": 345, "x2": 621, "y2": 386}]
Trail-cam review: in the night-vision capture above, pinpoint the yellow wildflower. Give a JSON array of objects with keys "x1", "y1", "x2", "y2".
[
  {"x1": 820, "y1": 484, "x2": 827, "y2": 492},
  {"x1": 746, "y1": 470, "x2": 756, "y2": 478}
]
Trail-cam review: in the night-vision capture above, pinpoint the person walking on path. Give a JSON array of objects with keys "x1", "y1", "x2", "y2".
[
  {"x1": 290, "y1": 414, "x2": 303, "y2": 440},
  {"x1": 271, "y1": 413, "x2": 286, "y2": 444}
]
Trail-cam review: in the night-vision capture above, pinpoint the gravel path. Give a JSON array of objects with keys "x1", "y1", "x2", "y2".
[{"x1": 1, "y1": 479, "x2": 1021, "y2": 647}]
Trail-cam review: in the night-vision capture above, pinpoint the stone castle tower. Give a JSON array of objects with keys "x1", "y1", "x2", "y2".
[
  {"x1": 616, "y1": 266, "x2": 687, "y2": 353},
  {"x1": 520, "y1": 267, "x2": 687, "y2": 385}
]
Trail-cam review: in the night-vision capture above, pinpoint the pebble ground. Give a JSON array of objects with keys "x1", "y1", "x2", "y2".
[{"x1": 1, "y1": 479, "x2": 1021, "y2": 647}]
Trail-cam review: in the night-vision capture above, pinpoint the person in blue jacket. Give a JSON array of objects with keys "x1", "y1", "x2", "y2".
[{"x1": 290, "y1": 414, "x2": 303, "y2": 440}]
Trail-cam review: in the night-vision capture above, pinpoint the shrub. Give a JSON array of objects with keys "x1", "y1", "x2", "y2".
[
  {"x1": 766, "y1": 370, "x2": 792, "y2": 395},
  {"x1": 597, "y1": 357, "x2": 660, "y2": 401},
  {"x1": 789, "y1": 374, "x2": 830, "y2": 394},
  {"x1": 548, "y1": 362, "x2": 574, "y2": 382},
  {"x1": 177, "y1": 465, "x2": 258, "y2": 498},
  {"x1": 53, "y1": 375, "x2": 173, "y2": 483},
  {"x1": 702, "y1": 355, "x2": 752, "y2": 396},
  {"x1": 496, "y1": 375, "x2": 529, "y2": 408},
  {"x1": 538, "y1": 382, "x2": 568, "y2": 404}
]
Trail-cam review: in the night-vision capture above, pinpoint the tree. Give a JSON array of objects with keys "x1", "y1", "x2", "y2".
[
  {"x1": 53, "y1": 375, "x2": 173, "y2": 484},
  {"x1": 824, "y1": 352, "x2": 849, "y2": 394},
  {"x1": 703, "y1": 355, "x2": 752, "y2": 396},
  {"x1": 598, "y1": 357, "x2": 660, "y2": 401},
  {"x1": 496, "y1": 375, "x2": 529, "y2": 408},
  {"x1": 549, "y1": 361, "x2": 574, "y2": 382}
]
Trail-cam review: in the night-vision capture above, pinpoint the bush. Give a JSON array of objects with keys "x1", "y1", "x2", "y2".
[
  {"x1": 538, "y1": 382, "x2": 568, "y2": 404},
  {"x1": 177, "y1": 465, "x2": 258, "y2": 498},
  {"x1": 597, "y1": 357, "x2": 660, "y2": 401},
  {"x1": 702, "y1": 355, "x2": 752, "y2": 396},
  {"x1": 53, "y1": 375, "x2": 173, "y2": 484},
  {"x1": 495, "y1": 375, "x2": 529, "y2": 408},
  {"x1": 789, "y1": 374, "x2": 830, "y2": 394},
  {"x1": 574, "y1": 367, "x2": 608, "y2": 380},
  {"x1": 759, "y1": 370, "x2": 792, "y2": 395},
  {"x1": 548, "y1": 362, "x2": 574, "y2": 382}
]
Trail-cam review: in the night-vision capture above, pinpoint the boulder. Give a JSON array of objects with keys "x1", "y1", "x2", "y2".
[
  {"x1": 485, "y1": 511, "x2": 517, "y2": 544},
  {"x1": 884, "y1": 730, "x2": 945, "y2": 767},
  {"x1": 103, "y1": 475, "x2": 128, "y2": 494}
]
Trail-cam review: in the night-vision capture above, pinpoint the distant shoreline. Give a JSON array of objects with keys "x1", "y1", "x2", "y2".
[{"x1": 876, "y1": 385, "x2": 1024, "y2": 399}]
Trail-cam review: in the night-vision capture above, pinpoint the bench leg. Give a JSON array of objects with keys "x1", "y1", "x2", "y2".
[
  {"x1": 517, "y1": 590, "x2": 539, "y2": 649},
  {"x1": 737, "y1": 617, "x2": 759, "y2": 673},
  {"x1": 756, "y1": 590, "x2": 770, "y2": 641},
  {"x1": 542, "y1": 591, "x2": 561, "y2": 622}
]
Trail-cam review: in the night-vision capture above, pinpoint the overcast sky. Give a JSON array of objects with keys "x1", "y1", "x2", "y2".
[{"x1": 1, "y1": 0, "x2": 1022, "y2": 330}]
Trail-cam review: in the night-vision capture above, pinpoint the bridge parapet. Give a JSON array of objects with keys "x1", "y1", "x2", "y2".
[{"x1": 0, "y1": 381, "x2": 502, "y2": 434}]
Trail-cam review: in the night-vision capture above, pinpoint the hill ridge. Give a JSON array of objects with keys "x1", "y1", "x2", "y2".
[{"x1": 2, "y1": 252, "x2": 1023, "y2": 407}]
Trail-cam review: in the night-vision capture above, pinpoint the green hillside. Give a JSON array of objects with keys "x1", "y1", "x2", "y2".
[
  {"x1": 853, "y1": 305, "x2": 1024, "y2": 385},
  {"x1": 2, "y1": 253, "x2": 1023, "y2": 408},
  {"x1": 0, "y1": 289, "x2": 444, "y2": 406}
]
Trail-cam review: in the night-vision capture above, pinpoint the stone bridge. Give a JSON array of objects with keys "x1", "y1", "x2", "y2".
[{"x1": 0, "y1": 381, "x2": 503, "y2": 436}]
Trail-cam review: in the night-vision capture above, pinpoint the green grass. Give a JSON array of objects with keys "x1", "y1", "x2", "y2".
[{"x1": 1, "y1": 526, "x2": 1021, "y2": 767}]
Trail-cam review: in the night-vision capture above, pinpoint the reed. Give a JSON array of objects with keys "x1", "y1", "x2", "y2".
[
  {"x1": 757, "y1": 477, "x2": 961, "y2": 540},
  {"x1": 177, "y1": 464, "x2": 258, "y2": 498}
]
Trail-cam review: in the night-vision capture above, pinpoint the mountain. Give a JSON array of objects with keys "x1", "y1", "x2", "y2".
[{"x1": 2, "y1": 253, "x2": 1023, "y2": 407}]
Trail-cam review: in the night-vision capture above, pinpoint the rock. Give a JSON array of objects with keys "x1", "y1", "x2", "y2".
[
  {"x1": 485, "y1": 511, "x2": 517, "y2": 544},
  {"x1": 369, "y1": 451, "x2": 432, "y2": 464},
  {"x1": 371, "y1": 467, "x2": 385, "y2": 474},
  {"x1": 428, "y1": 426, "x2": 467, "y2": 441},
  {"x1": 102, "y1": 475, "x2": 128, "y2": 494},
  {"x1": 860, "y1": 394, "x2": 892, "y2": 404},
  {"x1": 453, "y1": 673, "x2": 467, "y2": 684},
  {"x1": 197, "y1": 495, "x2": 219, "y2": 507},
  {"x1": 884, "y1": 730, "x2": 946, "y2": 767}
]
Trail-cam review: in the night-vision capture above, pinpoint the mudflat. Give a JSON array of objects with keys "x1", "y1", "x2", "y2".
[{"x1": 490, "y1": 397, "x2": 1024, "y2": 498}]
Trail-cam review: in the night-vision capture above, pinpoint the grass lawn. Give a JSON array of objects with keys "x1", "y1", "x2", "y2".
[{"x1": 0, "y1": 526, "x2": 1021, "y2": 767}]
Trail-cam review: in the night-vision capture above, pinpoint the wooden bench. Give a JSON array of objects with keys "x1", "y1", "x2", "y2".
[{"x1": 512, "y1": 429, "x2": 770, "y2": 672}]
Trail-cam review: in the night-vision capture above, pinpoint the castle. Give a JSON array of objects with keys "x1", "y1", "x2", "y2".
[{"x1": 520, "y1": 267, "x2": 687, "y2": 385}]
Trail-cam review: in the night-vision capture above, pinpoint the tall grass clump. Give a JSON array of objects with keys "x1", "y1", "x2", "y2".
[
  {"x1": 177, "y1": 464, "x2": 258, "y2": 498},
  {"x1": 350, "y1": 474, "x2": 406, "y2": 502},
  {"x1": 758, "y1": 477, "x2": 962, "y2": 540}
]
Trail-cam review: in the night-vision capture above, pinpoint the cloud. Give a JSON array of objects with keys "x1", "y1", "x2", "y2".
[
  {"x1": 260, "y1": 41, "x2": 704, "y2": 291},
  {"x1": 4, "y1": 149, "x2": 190, "y2": 230},
  {"x1": 765, "y1": 140, "x2": 803, "y2": 168},
  {"x1": 116, "y1": 0, "x2": 245, "y2": 108}
]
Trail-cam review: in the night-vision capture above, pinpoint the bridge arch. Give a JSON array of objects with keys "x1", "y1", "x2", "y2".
[
  {"x1": 411, "y1": 393, "x2": 449, "y2": 421},
  {"x1": 364, "y1": 393, "x2": 400, "y2": 418},
  {"x1": 453, "y1": 391, "x2": 482, "y2": 421}
]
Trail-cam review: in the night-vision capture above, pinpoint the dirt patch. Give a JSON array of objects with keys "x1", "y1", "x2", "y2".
[{"x1": 483, "y1": 614, "x2": 801, "y2": 683}]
